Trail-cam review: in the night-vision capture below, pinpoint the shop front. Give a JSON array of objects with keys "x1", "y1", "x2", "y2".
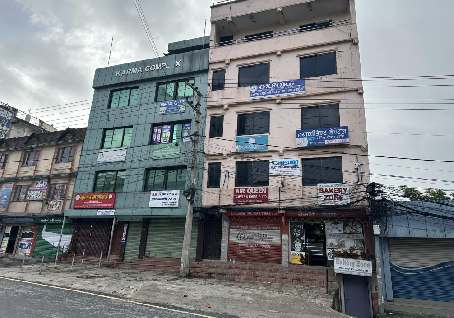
[{"x1": 0, "y1": 216, "x2": 35, "y2": 257}]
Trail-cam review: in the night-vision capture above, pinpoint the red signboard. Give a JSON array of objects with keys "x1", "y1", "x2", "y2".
[
  {"x1": 233, "y1": 187, "x2": 269, "y2": 204},
  {"x1": 74, "y1": 192, "x2": 116, "y2": 209}
]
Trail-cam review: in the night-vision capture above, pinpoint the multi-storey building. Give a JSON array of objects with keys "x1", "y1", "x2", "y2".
[
  {"x1": 201, "y1": 1, "x2": 373, "y2": 313},
  {"x1": 65, "y1": 37, "x2": 208, "y2": 263},
  {"x1": 0, "y1": 128, "x2": 85, "y2": 258}
]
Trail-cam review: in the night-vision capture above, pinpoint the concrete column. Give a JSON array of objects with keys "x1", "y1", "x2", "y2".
[
  {"x1": 220, "y1": 214, "x2": 229, "y2": 261},
  {"x1": 281, "y1": 215, "x2": 289, "y2": 267}
]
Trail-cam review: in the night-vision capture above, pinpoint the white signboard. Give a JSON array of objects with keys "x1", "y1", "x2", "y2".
[
  {"x1": 317, "y1": 183, "x2": 351, "y2": 206},
  {"x1": 149, "y1": 190, "x2": 180, "y2": 208},
  {"x1": 97, "y1": 148, "x2": 127, "y2": 163},
  {"x1": 269, "y1": 159, "x2": 301, "y2": 176},
  {"x1": 97, "y1": 210, "x2": 115, "y2": 216},
  {"x1": 334, "y1": 257, "x2": 372, "y2": 277}
]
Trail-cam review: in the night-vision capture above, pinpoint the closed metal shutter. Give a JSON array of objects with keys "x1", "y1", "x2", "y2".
[
  {"x1": 71, "y1": 220, "x2": 112, "y2": 257},
  {"x1": 389, "y1": 238, "x2": 454, "y2": 302},
  {"x1": 124, "y1": 222, "x2": 142, "y2": 261},
  {"x1": 145, "y1": 219, "x2": 198, "y2": 259},
  {"x1": 33, "y1": 223, "x2": 73, "y2": 260},
  {"x1": 228, "y1": 216, "x2": 282, "y2": 264}
]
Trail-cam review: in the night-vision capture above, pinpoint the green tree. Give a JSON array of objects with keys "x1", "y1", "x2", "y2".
[
  {"x1": 399, "y1": 185, "x2": 424, "y2": 201},
  {"x1": 423, "y1": 188, "x2": 449, "y2": 201}
]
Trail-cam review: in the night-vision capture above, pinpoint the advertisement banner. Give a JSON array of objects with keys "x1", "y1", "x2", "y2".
[
  {"x1": 149, "y1": 190, "x2": 180, "y2": 208},
  {"x1": 334, "y1": 257, "x2": 372, "y2": 277},
  {"x1": 0, "y1": 183, "x2": 13, "y2": 209},
  {"x1": 0, "y1": 107, "x2": 14, "y2": 139},
  {"x1": 236, "y1": 134, "x2": 268, "y2": 152},
  {"x1": 97, "y1": 148, "x2": 127, "y2": 163},
  {"x1": 317, "y1": 183, "x2": 351, "y2": 206},
  {"x1": 233, "y1": 187, "x2": 269, "y2": 204},
  {"x1": 325, "y1": 220, "x2": 364, "y2": 260},
  {"x1": 74, "y1": 192, "x2": 116, "y2": 209},
  {"x1": 97, "y1": 210, "x2": 115, "y2": 216},
  {"x1": 250, "y1": 79, "x2": 305, "y2": 99},
  {"x1": 229, "y1": 227, "x2": 281, "y2": 246},
  {"x1": 159, "y1": 99, "x2": 186, "y2": 115},
  {"x1": 269, "y1": 159, "x2": 301, "y2": 176},
  {"x1": 296, "y1": 126, "x2": 349, "y2": 147},
  {"x1": 26, "y1": 179, "x2": 48, "y2": 201}
]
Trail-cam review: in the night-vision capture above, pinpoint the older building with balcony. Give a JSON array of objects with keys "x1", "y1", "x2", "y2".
[
  {"x1": 0, "y1": 128, "x2": 85, "y2": 259},
  {"x1": 200, "y1": 1, "x2": 373, "y2": 312},
  {"x1": 64, "y1": 37, "x2": 208, "y2": 264}
]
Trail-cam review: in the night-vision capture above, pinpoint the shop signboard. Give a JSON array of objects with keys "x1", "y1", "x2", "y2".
[
  {"x1": 317, "y1": 183, "x2": 351, "y2": 206},
  {"x1": 334, "y1": 257, "x2": 372, "y2": 277},
  {"x1": 230, "y1": 227, "x2": 281, "y2": 247},
  {"x1": 269, "y1": 158, "x2": 301, "y2": 176},
  {"x1": 0, "y1": 183, "x2": 13, "y2": 209},
  {"x1": 159, "y1": 99, "x2": 187, "y2": 114},
  {"x1": 97, "y1": 210, "x2": 115, "y2": 216},
  {"x1": 74, "y1": 192, "x2": 116, "y2": 209},
  {"x1": 26, "y1": 179, "x2": 48, "y2": 201},
  {"x1": 233, "y1": 187, "x2": 268, "y2": 204},
  {"x1": 296, "y1": 126, "x2": 349, "y2": 147},
  {"x1": 236, "y1": 134, "x2": 268, "y2": 152},
  {"x1": 325, "y1": 220, "x2": 364, "y2": 260},
  {"x1": 149, "y1": 190, "x2": 180, "y2": 208},
  {"x1": 250, "y1": 79, "x2": 305, "y2": 99},
  {"x1": 0, "y1": 106, "x2": 14, "y2": 139},
  {"x1": 97, "y1": 148, "x2": 127, "y2": 163}
]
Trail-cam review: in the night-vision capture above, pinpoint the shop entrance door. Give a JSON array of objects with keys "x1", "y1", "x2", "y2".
[
  {"x1": 343, "y1": 275, "x2": 371, "y2": 318},
  {"x1": 6, "y1": 226, "x2": 19, "y2": 254}
]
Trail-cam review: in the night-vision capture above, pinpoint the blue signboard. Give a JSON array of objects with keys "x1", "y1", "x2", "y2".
[
  {"x1": 250, "y1": 79, "x2": 305, "y2": 99},
  {"x1": 296, "y1": 126, "x2": 349, "y2": 147},
  {"x1": 159, "y1": 99, "x2": 186, "y2": 114},
  {"x1": 0, "y1": 183, "x2": 13, "y2": 209},
  {"x1": 236, "y1": 134, "x2": 268, "y2": 152}
]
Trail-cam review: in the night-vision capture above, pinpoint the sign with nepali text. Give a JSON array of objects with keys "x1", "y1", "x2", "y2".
[
  {"x1": 149, "y1": 190, "x2": 180, "y2": 208},
  {"x1": 236, "y1": 134, "x2": 268, "y2": 152},
  {"x1": 317, "y1": 183, "x2": 351, "y2": 206},
  {"x1": 269, "y1": 158, "x2": 301, "y2": 176},
  {"x1": 159, "y1": 99, "x2": 187, "y2": 115},
  {"x1": 334, "y1": 257, "x2": 372, "y2": 277},
  {"x1": 233, "y1": 187, "x2": 269, "y2": 204},
  {"x1": 296, "y1": 126, "x2": 349, "y2": 147},
  {"x1": 26, "y1": 179, "x2": 48, "y2": 201},
  {"x1": 74, "y1": 192, "x2": 116, "y2": 209},
  {"x1": 250, "y1": 79, "x2": 305, "y2": 99}
]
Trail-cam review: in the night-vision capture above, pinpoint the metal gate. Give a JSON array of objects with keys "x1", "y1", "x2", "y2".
[
  {"x1": 389, "y1": 238, "x2": 454, "y2": 302},
  {"x1": 71, "y1": 220, "x2": 112, "y2": 257}
]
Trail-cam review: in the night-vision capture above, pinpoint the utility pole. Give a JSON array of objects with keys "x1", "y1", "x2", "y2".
[{"x1": 180, "y1": 83, "x2": 202, "y2": 277}]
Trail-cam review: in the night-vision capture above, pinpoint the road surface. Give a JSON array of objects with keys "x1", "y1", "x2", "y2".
[{"x1": 0, "y1": 277, "x2": 223, "y2": 318}]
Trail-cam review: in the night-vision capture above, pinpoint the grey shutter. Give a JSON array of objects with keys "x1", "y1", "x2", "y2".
[{"x1": 124, "y1": 222, "x2": 142, "y2": 261}]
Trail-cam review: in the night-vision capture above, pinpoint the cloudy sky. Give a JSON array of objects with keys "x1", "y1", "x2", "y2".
[{"x1": 1, "y1": 0, "x2": 453, "y2": 190}]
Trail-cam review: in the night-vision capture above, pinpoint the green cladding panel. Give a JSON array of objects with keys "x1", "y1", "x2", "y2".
[
  {"x1": 33, "y1": 223, "x2": 73, "y2": 260},
  {"x1": 124, "y1": 222, "x2": 142, "y2": 261},
  {"x1": 145, "y1": 219, "x2": 197, "y2": 259}
]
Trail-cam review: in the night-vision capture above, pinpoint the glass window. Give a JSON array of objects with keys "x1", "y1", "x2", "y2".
[
  {"x1": 237, "y1": 112, "x2": 270, "y2": 136},
  {"x1": 144, "y1": 167, "x2": 187, "y2": 191},
  {"x1": 151, "y1": 121, "x2": 191, "y2": 145},
  {"x1": 94, "y1": 170, "x2": 126, "y2": 192},
  {"x1": 238, "y1": 63, "x2": 270, "y2": 87},
  {"x1": 301, "y1": 104, "x2": 340, "y2": 129},
  {"x1": 235, "y1": 161, "x2": 269, "y2": 187},
  {"x1": 102, "y1": 127, "x2": 133, "y2": 149},
  {"x1": 48, "y1": 184, "x2": 67, "y2": 201},
  {"x1": 209, "y1": 116, "x2": 224, "y2": 138},
  {"x1": 55, "y1": 146, "x2": 74, "y2": 164},
  {"x1": 212, "y1": 70, "x2": 226, "y2": 91},
  {"x1": 21, "y1": 150, "x2": 40, "y2": 167},
  {"x1": 302, "y1": 157, "x2": 343, "y2": 186},
  {"x1": 300, "y1": 52, "x2": 337, "y2": 78},
  {"x1": 108, "y1": 87, "x2": 140, "y2": 108},
  {"x1": 156, "y1": 79, "x2": 194, "y2": 102},
  {"x1": 207, "y1": 162, "x2": 221, "y2": 188},
  {"x1": 177, "y1": 79, "x2": 194, "y2": 99},
  {"x1": 12, "y1": 185, "x2": 29, "y2": 201}
]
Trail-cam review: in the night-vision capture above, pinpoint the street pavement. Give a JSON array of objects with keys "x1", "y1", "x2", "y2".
[{"x1": 0, "y1": 277, "x2": 223, "y2": 318}]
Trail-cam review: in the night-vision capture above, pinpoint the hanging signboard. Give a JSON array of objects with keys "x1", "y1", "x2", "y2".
[
  {"x1": 159, "y1": 99, "x2": 187, "y2": 115},
  {"x1": 149, "y1": 190, "x2": 180, "y2": 208},
  {"x1": 269, "y1": 159, "x2": 301, "y2": 176},
  {"x1": 0, "y1": 183, "x2": 13, "y2": 209},
  {"x1": 317, "y1": 183, "x2": 351, "y2": 206},
  {"x1": 97, "y1": 148, "x2": 127, "y2": 163},
  {"x1": 236, "y1": 134, "x2": 268, "y2": 152},
  {"x1": 74, "y1": 192, "x2": 116, "y2": 209},
  {"x1": 0, "y1": 107, "x2": 14, "y2": 139},
  {"x1": 334, "y1": 257, "x2": 372, "y2": 277},
  {"x1": 296, "y1": 126, "x2": 349, "y2": 147},
  {"x1": 233, "y1": 187, "x2": 269, "y2": 204},
  {"x1": 250, "y1": 79, "x2": 305, "y2": 99},
  {"x1": 26, "y1": 179, "x2": 48, "y2": 201}
]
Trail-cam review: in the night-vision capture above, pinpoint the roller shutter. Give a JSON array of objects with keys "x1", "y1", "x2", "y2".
[
  {"x1": 389, "y1": 238, "x2": 454, "y2": 302},
  {"x1": 145, "y1": 219, "x2": 198, "y2": 259},
  {"x1": 124, "y1": 222, "x2": 142, "y2": 261}
]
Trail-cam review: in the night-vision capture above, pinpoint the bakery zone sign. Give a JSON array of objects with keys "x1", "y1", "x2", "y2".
[{"x1": 114, "y1": 59, "x2": 183, "y2": 77}]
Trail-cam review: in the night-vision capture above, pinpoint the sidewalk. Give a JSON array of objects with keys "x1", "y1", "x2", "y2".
[
  {"x1": 0, "y1": 260, "x2": 347, "y2": 318},
  {"x1": 384, "y1": 299, "x2": 454, "y2": 318}
]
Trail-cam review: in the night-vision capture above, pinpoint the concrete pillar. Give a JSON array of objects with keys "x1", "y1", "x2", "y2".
[
  {"x1": 281, "y1": 215, "x2": 289, "y2": 267},
  {"x1": 220, "y1": 214, "x2": 229, "y2": 261}
]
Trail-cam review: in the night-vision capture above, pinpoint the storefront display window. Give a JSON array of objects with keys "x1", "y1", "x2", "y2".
[{"x1": 290, "y1": 221, "x2": 326, "y2": 266}]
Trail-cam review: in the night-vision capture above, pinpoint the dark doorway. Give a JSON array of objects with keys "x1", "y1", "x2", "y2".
[
  {"x1": 290, "y1": 221, "x2": 326, "y2": 266},
  {"x1": 343, "y1": 275, "x2": 371, "y2": 318},
  {"x1": 110, "y1": 222, "x2": 128, "y2": 260},
  {"x1": 202, "y1": 214, "x2": 222, "y2": 260},
  {"x1": 6, "y1": 226, "x2": 19, "y2": 254}
]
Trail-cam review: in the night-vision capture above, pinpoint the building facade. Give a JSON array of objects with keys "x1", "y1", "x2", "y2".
[
  {"x1": 65, "y1": 37, "x2": 209, "y2": 262},
  {"x1": 202, "y1": 0, "x2": 372, "y2": 271},
  {"x1": 0, "y1": 128, "x2": 85, "y2": 258}
]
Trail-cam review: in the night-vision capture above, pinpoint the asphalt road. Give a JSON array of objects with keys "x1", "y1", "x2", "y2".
[{"x1": 0, "y1": 277, "x2": 220, "y2": 318}]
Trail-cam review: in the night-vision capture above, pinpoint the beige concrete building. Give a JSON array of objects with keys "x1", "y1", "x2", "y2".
[
  {"x1": 0, "y1": 128, "x2": 85, "y2": 258},
  {"x1": 201, "y1": 0, "x2": 372, "y2": 273}
]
